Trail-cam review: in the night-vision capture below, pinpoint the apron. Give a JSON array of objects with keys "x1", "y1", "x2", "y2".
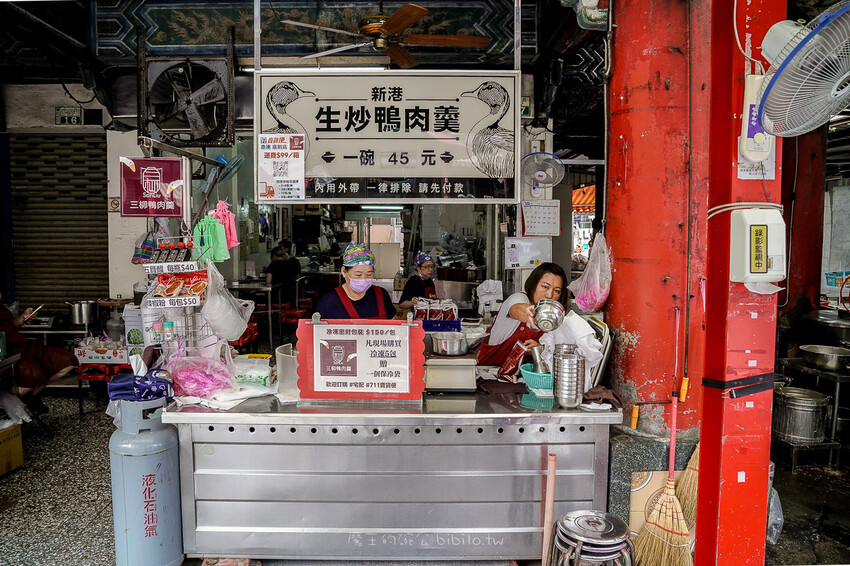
[
  {"x1": 477, "y1": 298, "x2": 543, "y2": 366},
  {"x1": 336, "y1": 286, "x2": 387, "y2": 319},
  {"x1": 420, "y1": 276, "x2": 437, "y2": 299}
]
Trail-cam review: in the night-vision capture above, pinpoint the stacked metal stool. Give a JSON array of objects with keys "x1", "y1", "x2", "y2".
[{"x1": 549, "y1": 510, "x2": 634, "y2": 566}]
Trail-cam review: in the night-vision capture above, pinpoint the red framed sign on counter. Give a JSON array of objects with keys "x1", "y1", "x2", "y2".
[{"x1": 296, "y1": 319, "x2": 425, "y2": 401}]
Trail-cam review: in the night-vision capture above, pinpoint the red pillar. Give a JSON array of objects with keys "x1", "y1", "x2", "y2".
[
  {"x1": 696, "y1": 0, "x2": 785, "y2": 563},
  {"x1": 606, "y1": 0, "x2": 701, "y2": 432}
]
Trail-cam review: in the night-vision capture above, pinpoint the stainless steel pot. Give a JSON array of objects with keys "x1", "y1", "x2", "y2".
[
  {"x1": 66, "y1": 300, "x2": 99, "y2": 325},
  {"x1": 533, "y1": 299, "x2": 565, "y2": 332},
  {"x1": 800, "y1": 344, "x2": 850, "y2": 371},
  {"x1": 430, "y1": 331, "x2": 469, "y2": 356}
]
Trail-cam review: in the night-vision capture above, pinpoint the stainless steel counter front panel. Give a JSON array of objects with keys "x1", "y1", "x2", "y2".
[{"x1": 166, "y1": 394, "x2": 619, "y2": 560}]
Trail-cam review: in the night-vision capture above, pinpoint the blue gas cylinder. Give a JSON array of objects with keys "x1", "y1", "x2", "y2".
[{"x1": 109, "y1": 398, "x2": 183, "y2": 566}]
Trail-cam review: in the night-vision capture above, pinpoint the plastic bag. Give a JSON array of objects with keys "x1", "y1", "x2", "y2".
[
  {"x1": 200, "y1": 259, "x2": 254, "y2": 340},
  {"x1": 0, "y1": 391, "x2": 32, "y2": 424},
  {"x1": 568, "y1": 233, "x2": 612, "y2": 312},
  {"x1": 766, "y1": 487, "x2": 784, "y2": 545},
  {"x1": 170, "y1": 356, "x2": 237, "y2": 398}
]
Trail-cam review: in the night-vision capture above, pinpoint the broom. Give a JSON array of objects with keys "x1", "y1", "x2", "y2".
[
  {"x1": 676, "y1": 441, "x2": 700, "y2": 527},
  {"x1": 634, "y1": 392, "x2": 692, "y2": 566}
]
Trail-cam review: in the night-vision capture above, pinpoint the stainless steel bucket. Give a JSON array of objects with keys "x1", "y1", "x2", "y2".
[
  {"x1": 772, "y1": 387, "x2": 831, "y2": 444},
  {"x1": 66, "y1": 300, "x2": 99, "y2": 325}
]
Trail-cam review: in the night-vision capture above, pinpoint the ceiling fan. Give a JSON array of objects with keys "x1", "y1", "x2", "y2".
[{"x1": 281, "y1": 3, "x2": 490, "y2": 68}]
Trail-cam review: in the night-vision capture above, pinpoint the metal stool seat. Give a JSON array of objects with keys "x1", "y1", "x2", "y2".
[{"x1": 549, "y1": 510, "x2": 634, "y2": 566}]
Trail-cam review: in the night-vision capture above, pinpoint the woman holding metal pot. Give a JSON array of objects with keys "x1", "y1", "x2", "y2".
[
  {"x1": 477, "y1": 262, "x2": 567, "y2": 366},
  {"x1": 315, "y1": 244, "x2": 397, "y2": 320}
]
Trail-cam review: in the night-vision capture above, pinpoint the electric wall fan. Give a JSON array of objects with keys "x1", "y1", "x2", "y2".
[
  {"x1": 757, "y1": 0, "x2": 850, "y2": 138},
  {"x1": 520, "y1": 152, "x2": 565, "y2": 197}
]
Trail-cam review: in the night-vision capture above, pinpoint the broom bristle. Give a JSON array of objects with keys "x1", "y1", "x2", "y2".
[
  {"x1": 634, "y1": 479, "x2": 693, "y2": 566},
  {"x1": 676, "y1": 443, "x2": 700, "y2": 526}
]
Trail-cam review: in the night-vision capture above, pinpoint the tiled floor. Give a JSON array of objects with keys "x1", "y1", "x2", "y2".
[{"x1": 1, "y1": 389, "x2": 848, "y2": 566}]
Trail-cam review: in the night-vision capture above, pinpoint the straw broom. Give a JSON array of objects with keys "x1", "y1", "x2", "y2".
[
  {"x1": 676, "y1": 442, "x2": 700, "y2": 526},
  {"x1": 634, "y1": 393, "x2": 692, "y2": 566}
]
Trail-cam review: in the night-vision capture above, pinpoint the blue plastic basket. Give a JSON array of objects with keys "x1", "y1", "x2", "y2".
[
  {"x1": 520, "y1": 363, "x2": 553, "y2": 390},
  {"x1": 422, "y1": 320, "x2": 462, "y2": 332}
]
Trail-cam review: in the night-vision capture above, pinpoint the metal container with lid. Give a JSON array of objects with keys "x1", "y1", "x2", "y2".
[{"x1": 772, "y1": 387, "x2": 831, "y2": 444}]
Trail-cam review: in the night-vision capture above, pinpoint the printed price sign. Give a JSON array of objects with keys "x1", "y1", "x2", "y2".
[
  {"x1": 296, "y1": 319, "x2": 425, "y2": 400},
  {"x1": 143, "y1": 261, "x2": 199, "y2": 275},
  {"x1": 146, "y1": 296, "x2": 201, "y2": 309},
  {"x1": 312, "y1": 325, "x2": 410, "y2": 394}
]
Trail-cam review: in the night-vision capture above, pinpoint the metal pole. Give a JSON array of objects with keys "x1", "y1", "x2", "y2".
[{"x1": 254, "y1": 0, "x2": 262, "y2": 72}]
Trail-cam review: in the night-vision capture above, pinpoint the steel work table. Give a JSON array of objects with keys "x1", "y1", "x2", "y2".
[{"x1": 162, "y1": 394, "x2": 621, "y2": 561}]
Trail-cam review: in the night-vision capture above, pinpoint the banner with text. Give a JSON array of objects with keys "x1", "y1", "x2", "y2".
[{"x1": 254, "y1": 70, "x2": 520, "y2": 203}]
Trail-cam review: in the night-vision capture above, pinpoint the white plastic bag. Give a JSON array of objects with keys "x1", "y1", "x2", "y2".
[
  {"x1": 568, "y1": 233, "x2": 612, "y2": 312},
  {"x1": 201, "y1": 259, "x2": 254, "y2": 340}
]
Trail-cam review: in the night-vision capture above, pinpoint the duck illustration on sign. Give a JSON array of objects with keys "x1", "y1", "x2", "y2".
[
  {"x1": 264, "y1": 80, "x2": 316, "y2": 154},
  {"x1": 461, "y1": 81, "x2": 514, "y2": 179}
]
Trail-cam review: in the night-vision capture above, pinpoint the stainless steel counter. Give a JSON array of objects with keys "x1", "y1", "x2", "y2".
[{"x1": 163, "y1": 394, "x2": 621, "y2": 561}]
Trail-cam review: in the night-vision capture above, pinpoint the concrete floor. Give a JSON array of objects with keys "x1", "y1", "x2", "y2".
[{"x1": 1, "y1": 390, "x2": 848, "y2": 566}]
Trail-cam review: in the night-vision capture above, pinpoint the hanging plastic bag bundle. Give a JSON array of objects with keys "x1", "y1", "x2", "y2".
[
  {"x1": 200, "y1": 259, "x2": 254, "y2": 340},
  {"x1": 568, "y1": 232, "x2": 613, "y2": 313}
]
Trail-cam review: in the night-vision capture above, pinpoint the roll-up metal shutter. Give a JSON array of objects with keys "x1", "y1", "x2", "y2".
[{"x1": 9, "y1": 134, "x2": 109, "y2": 315}]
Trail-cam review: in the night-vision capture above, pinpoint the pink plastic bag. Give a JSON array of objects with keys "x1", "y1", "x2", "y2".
[
  {"x1": 568, "y1": 233, "x2": 612, "y2": 313},
  {"x1": 171, "y1": 356, "x2": 237, "y2": 398}
]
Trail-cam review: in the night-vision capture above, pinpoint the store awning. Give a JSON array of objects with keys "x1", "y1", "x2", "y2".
[{"x1": 572, "y1": 185, "x2": 596, "y2": 215}]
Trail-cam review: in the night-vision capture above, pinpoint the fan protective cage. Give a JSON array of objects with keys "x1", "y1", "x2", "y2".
[
  {"x1": 144, "y1": 58, "x2": 234, "y2": 147},
  {"x1": 758, "y1": 0, "x2": 850, "y2": 136},
  {"x1": 520, "y1": 152, "x2": 566, "y2": 188}
]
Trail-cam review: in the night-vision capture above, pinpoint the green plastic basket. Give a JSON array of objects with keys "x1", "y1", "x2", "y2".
[{"x1": 520, "y1": 363, "x2": 553, "y2": 390}]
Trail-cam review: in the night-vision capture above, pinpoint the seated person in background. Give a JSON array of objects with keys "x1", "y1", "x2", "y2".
[
  {"x1": 315, "y1": 243, "x2": 396, "y2": 320},
  {"x1": 398, "y1": 252, "x2": 438, "y2": 310},
  {"x1": 0, "y1": 298, "x2": 78, "y2": 415},
  {"x1": 265, "y1": 240, "x2": 301, "y2": 306},
  {"x1": 476, "y1": 262, "x2": 567, "y2": 366}
]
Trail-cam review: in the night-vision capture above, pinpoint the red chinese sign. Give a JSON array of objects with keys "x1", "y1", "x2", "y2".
[
  {"x1": 296, "y1": 319, "x2": 425, "y2": 401},
  {"x1": 120, "y1": 156, "x2": 185, "y2": 217},
  {"x1": 142, "y1": 472, "x2": 158, "y2": 537}
]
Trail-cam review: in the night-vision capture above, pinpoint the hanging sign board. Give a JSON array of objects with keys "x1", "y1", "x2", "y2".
[
  {"x1": 504, "y1": 237, "x2": 552, "y2": 269},
  {"x1": 296, "y1": 319, "x2": 426, "y2": 400},
  {"x1": 254, "y1": 70, "x2": 521, "y2": 204},
  {"x1": 119, "y1": 157, "x2": 188, "y2": 218},
  {"x1": 257, "y1": 133, "x2": 307, "y2": 201}
]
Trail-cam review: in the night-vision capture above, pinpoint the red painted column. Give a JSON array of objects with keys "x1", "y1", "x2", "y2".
[
  {"x1": 696, "y1": 0, "x2": 785, "y2": 563},
  {"x1": 606, "y1": 0, "x2": 701, "y2": 431},
  {"x1": 779, "y1": 130, "x2": 827, "y2": 317}
]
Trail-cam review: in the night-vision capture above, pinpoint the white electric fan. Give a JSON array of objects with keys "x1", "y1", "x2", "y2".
[
  {"x1": 520, "y1": 152, "x2": 566, "y2": 197},
  {"x1": 758, "y1": 1, "x2": 850, "y2": 137}
]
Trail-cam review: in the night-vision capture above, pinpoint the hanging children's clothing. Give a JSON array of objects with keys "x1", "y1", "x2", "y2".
[
  {"x1": 210, "y1": 200, "x2": 239, "y2": 249},
  {"x1": 193, "y1": 216, "x2": 230, "y2": 262}
]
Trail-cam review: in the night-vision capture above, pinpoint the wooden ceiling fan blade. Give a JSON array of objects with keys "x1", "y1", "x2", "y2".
[
  {"x1": 385, "y1": 44, "x2": 419, "y2": 69},
  {"x1": 302, "y1": 41, "x2": 373, "y2": 59},
  {"x1": 402, "y1": 34, "x2": 490, "y2": 48},
  {"x1": 280, "y1": 19, "x2": 361, "y2": 38},
  {"x1": 380, "y1": 3, "x2": 428, "y2": 36}
]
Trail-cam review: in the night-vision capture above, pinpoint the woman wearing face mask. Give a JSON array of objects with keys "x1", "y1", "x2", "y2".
[
  {"x1": 397, "y1": 252, "x2": 438, "y2": 310},
  {"x1": 477, "y1": 262, "x2": 567, "y2": 366},
  {"x1": 315, "y1": 243, "x2": 397, "y2": 320}
]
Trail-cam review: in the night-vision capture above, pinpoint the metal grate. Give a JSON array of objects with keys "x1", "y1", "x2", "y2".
[{"x1": 9, "y1": 134, "x2": 109, "y2": 315}]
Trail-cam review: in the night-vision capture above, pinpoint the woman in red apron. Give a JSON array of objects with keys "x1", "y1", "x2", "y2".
[
  {"x1": 314, "y1": 244, "x2": 397, "y2": 320},
  {"x1": 477, "y1": 263, "x2": 568, "y2": 366},
  {"x1": 398, "y1": 252, "x2": 438, "y2": 310}
]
